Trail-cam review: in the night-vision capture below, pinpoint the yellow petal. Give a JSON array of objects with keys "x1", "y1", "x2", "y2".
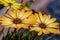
[
  {"x1": 39, "y1": 12, "x2": 44, "y2": 23},
  {"x1": 11, "y1": 3, "x2": 21, "y2": 10},
  {"x1": 10, "y1": 24, "x2": 16, "y2": 28},
  {"x1": 46, "y1": 28, "x2": 60, "y2": 34},
  {"x1": 4, "y1": 3, "x2": 9, "y2": 6},
  {"x1": 4, "y1": 14, "x2": 13, "y2": 19},
  {"x1": 21, "y1": 11, "x2": 32, "y2": 19},
  {"x1": 38, "y1": 30, "x2": 42, "y2": 36},
  {"x1": 34, "y1": 13, "x2": 41, "y2": 23},
  {"x1": 45, "y1": 15, "x2": 51, "y2": 23},
  {"x1": 39, "y1": 12, "x2": 45, "y2": 23},
  {"x1": 0, "y1": 1, "x2": 4, "y2": 4},
  {"x1": 5, "y1": 23, "x2": 16, "y2": 28},
  {"x1": 6, "y1": 6, "x2": 10, "y2": 9},
  {"x1": 43, "y1": 14, "x2": 47, "y2": 23},
  {"x1": 17, "y1": 10, "x2": 25, "y2": 18},
  {"x1": 47, "y1": 22, "x2": 59, "y2": 28},
  {"x1": 0, "y1": 16, "x2": 11, "y2": 20},
  {"x1": 23, "y1": 6, "x2": 29, "y2": 10},
  {"x1": 46, "y1": 15, "x2": 51, "y2": 20},
  {"x1": 1, "y1": 19, "x2": 12, "y2": 25},
  {"x1": 23, "y1": 14, "x2": 36, "y2": 24},
  {"x1": 4, "y1": 3, "x2": 10, "y2": 9},
  {"x1": 8, "y1": 11, "x2": 16, "y2": 18},
  {"x1": 45, "y1": 18, "x2": 56, "y2": 24},
  {"x1": 17, "y1": 24, "x2": 29, "y2": 29},
  {"x1": 4, "y1": 0, "x2": 15, "y2": 3},
  {"x1": 42, "y1": 29, "x2": 50, "y2": 34},
  {"x1": 30, "y1": 27, "x2": 41, "y2": 32},
  {"x1": 3, "y1": 25, "x2": 10, "y2": 28},
  {"x1": 0, "y1": 1, "x2": 6, "y2": 4}
]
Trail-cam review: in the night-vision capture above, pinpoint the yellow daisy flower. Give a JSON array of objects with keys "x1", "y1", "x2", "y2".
[
  {"x1": 0, "y1": 10, "x2": 36, "y2": 29},
  {"x1": 0, "y1": 0, "x2": 21, "y2": 10},
  {"x1": 30, "y1": 11, "x2": 60, "y2": 36}
]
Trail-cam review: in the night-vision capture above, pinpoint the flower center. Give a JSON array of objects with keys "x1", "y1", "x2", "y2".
[
  {"x1": 13, "y1": 18, "x2": 22, "y2": 24},
  {"x1": 8, "y1": 3, "x2": 12, "y2": 6},
  {"x1": 39, "y1": 23, "x2": 46, "y2": 29}
]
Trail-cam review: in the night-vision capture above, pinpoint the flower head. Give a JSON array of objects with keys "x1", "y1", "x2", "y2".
[
  {"x1": 30, "y1": 11, "x2": 60, "y2": 36},
  {"x1": 0, "y1": 9, "x2": 36, "y2": 29},
  {"x1": 0, "y1": 0, "x2": 21, "y2": 10}
]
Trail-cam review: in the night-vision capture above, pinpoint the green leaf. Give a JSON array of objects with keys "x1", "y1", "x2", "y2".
[
  {"x1": 2, "y1": 30, "x2": 13, "y2": 40},
  {"x1": 28, "y1": 31, "x2": 37, "y2": 40},
  {"x1": 39, "y1": 34, "x2": 45, "y2": 40},
  {"x1": 26, "y1": 2, "x2": 30, "y2": 8},
  {"x1": 12, "y1": 29, "x2": 23, "y2": 40}
]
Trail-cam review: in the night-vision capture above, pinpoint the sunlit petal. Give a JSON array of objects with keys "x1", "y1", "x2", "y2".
[
  {"x1": 47, "y1": 22, "x2": 59, "y2": 28},
  {"x1": 42, "y1": 29, "x2": 50, "y2": 34},
  {"x1": 8, "y1": 11, "x2": 16, "y2": 18},
  {"x1": 45, "y1": 18, "x2": 56, "y2": 24},
  {"x1": 47, "y1": 28, "x2": 60, "y2": 34},
  {"x1": 38, "y1": 30, "x2": 42, "y2": 36},
  {"x1": 30, "y1": 27, "x2": 41, "y2": 32}
]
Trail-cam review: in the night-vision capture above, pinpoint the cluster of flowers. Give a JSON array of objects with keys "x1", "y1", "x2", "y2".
[{"x1": 0, "y1": 0, "x2": 60, "y2": 36}]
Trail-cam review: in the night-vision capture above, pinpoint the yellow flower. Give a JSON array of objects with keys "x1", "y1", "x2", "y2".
[
  {"x1": 0, "y1": 10, "x2": 36, "y2": 29},
  {"x1": 0, "y1": 1, "x2": 3, "y2": 4},
  {"x1": 0, "y1": 0, "x2": 21, "y2": 10},
  {"x1": 30, "y1": 12, "x2": 60, "y2": 36}
]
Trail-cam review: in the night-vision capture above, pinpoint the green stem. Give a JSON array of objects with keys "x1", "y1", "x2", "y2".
[{"x1": 39, "y1": 34, "x2": 45, "y2": 40}]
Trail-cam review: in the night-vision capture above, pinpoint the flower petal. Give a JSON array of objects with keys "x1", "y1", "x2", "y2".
[
  {"x1": 17, "y1": 24, "x2": 29, "y2": 29},
  {"x1": 47, "y1": 22, "x2": 59, "y2": 28},
  {"x1": 0, "y1": 17, "x2": 12, "y2": 25},
  {"x1": 34, "y1": 13, "x2": 41, "y2": 23},
  {"x1": 45, "y1": 18, "x2": 56, "y2": 24},
  {"x1": 0, "y1": 1, "x2": 6, "y2": 4},
  {"x1": 38, "y1": 30, "x2": 42, "y2": 36},
  {"x1": 11, "y1": 3, "x2": 21, "y2": 10},
  {"x1": 17, "y1": 10, "x2": 25, "y2": 18},
  {"x1": 46, "y1": 28, "x2": 60, "y2": 34},
  {"x1": 30, "y1": 27, "x2": 41, "y2": 32},
  {"x1": 0, "y1": 1, "x2": 4, "y2": 4},
  {"x1": 4, "y1": 0, "x2": 15, "y2": 3},
  {"x1": 10, "y1": 24, "x2": 16, "y2": 28},
  {"x1": 0, "y1": 16, "x2": 11, "y2": 20},
  {"x1": 23, "y1": 14, "x2": 36, "y2": 24},
  {"x1": 8, "y1": 11, "x2": 16, "y2": 18},
  {"x1": 45, "y1": 15, "x2": 51, "y2": 23},
  {"x1": 39, "y1": 12, "x2": 44, "y2": 23},
  {"x1": 21, "y1": 10, "x2": 32, "y2": 19},
  {"x1": 42, "y1": 29, "x2": 50, "y2": 34},
  {"x1": 4, "y1": 14, "x2": 13, "y2": 19},
  {"x1": 43, "y1": 14, "x2": 47, "y2": 23}
]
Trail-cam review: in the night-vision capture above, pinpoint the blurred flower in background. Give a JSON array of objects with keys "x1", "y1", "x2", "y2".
[{"x1": 0, "y1": 0, "x2": 21, "y2": 10}]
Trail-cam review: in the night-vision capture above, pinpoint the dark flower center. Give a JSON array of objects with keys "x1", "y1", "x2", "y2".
[
  {"x1": 39, "y1": 23, "x2": 46, "y2": 29},
  {"x1": 8, "y1": 3, "x2": 12, "y2": 6},
  {"x1": 13, "y1": 18, "x2": 22, "y2": 24}
]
